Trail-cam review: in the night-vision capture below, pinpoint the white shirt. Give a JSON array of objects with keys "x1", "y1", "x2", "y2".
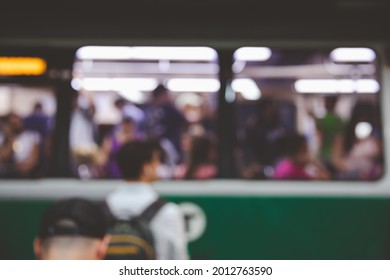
[
  {"x1": 13, "y1": 131, "x2": 40, "y2": 163},
  {"x1": 105, "y1": 182, "x2": 189, "y2": 260},
  {"x1": 69, "y1": 109, "x2": 95, "y2": 150}
]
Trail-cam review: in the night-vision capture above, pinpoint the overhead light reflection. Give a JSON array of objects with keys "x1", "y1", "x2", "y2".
[
  {"x1": 294, "y1": 79, "x2": 379, "y2": 94},
  {"x1": 71, "y1": 77, "x2": 158, "y2": 92},
  {"x1": 232, "y1": 79, "x2": 261, "y2": 100},
  {"x1": 76, "y1": 46, "x2": 217, "y2": 61},
  {"x1": 167, "y1": 78, "x2": 220, "y2": 92},
  {"x1": 330, "y1": 48, "x2": 376, "y2": 63},
  {"x1": 234, "y1": 47, "x2": 272, "y2": 61},
  {"x1": 118, "y1": 90, "x2": 147, "y2": 104}
]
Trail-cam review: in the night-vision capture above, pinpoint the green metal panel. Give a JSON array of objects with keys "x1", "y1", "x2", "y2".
[{"x1": 0, "y1": 196, "x2": 390, "y2": 259}]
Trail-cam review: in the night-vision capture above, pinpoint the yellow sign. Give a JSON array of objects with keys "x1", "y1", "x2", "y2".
[{"x1": 0, "y1": 57, "x2": 47, "y2": 76}]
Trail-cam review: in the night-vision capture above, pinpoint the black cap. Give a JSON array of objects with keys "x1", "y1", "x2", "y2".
[{"x1": 38, "y1": 198, "x2": 107, "y2": 240}]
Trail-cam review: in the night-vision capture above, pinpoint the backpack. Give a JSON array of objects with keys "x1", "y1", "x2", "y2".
[{"x1": 103, "y1": 198, "x2": 167, "y2": 260}]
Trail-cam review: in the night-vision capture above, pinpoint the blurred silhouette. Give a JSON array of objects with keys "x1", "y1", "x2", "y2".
[
  {"x1": 0, "y1": 113, "x2": 40, "y2": 178},
  {"x1": 114, "y1": 97, "x2": 145, "y2": 135},
  {"x1": 314, "y1": 95, "x2": 344, "y2": 176},
  {"x1": 332, "y1": 101, "x2": 383, "y2": 180},
  {"x1": 143, "y1": 85, "x2": 187, "y2": 162},
  {"x1": 24, "y1": 102, "x2": 53, "y2": 176},
  {"x1": 69, "y1": 93, "x2": 98, "y2": 178},
  {"x1": 175, "y1": 134, "x2": 217, "y2": 180},
  {"x1": 238, "y1": 98, "x2": 289, "y2": 179},
  {"x1": 274, "y1": 133, "x2": 330, "y2": 180},
  {"x1": 98, "y1": 117, "x2": 136, "y2": 178}
]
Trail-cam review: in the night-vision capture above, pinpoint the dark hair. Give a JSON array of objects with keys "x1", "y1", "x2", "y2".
[
  {"x1": 116, "y1": 140, "x2": 161, "y2": 180},
  {"x1": 185, "y1": 136, "x2": 213, "y2": 179},
  {"x1": 278, "y1": 133, "x2": 307, "y2": 157},
  {"x1": 152, "y1": 84, "x2": 168, "y2": 99},
  {"x1": 114, "y1": 98, "x2": 126, "y2": 108},
  {"x1": 38, "y1": 198, "x2": 107, "y2": 240},
  {"x1": 34, "y1": 102, "x2": 43, "y2": 111}
]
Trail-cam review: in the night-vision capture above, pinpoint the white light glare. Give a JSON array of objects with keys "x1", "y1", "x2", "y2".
[
  {"x1": 232, "y1": 79, "x2": 261, "y2": 100},
  {"x1": 118, "y1": 90, "x2": 147, "y2": 104},
  {"x1": 234, "y1": 47, "x2": 272, "y2": 61},
  {"x1": 131, "y1": 47, "x2": 217, "y2": 61},
  {"x1": 167, "y1": 78, "x2": 220, "y2": 92},
  {"x1": 294, "y1": 79, "x2": 379, "y2": 94},
  {"x1": 330, "y1": 48, "x2": 376, "y2": 63},
  {"x1": 76, "y1": 46, "x2": 217, "y2": 61},
  {"x1": 71, "y1": 78, "x2": 158, "y2": 91},
  {"x1": 355, "y1": 122, "x2": 373, "y2": 140},
  {"x1": 76, "y1": 46, "x2": 133, "y2": 60}
]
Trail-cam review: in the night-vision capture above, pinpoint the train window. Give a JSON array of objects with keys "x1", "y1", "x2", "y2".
[
  {"x1": 233, "y1": 47, "x2": 383, "y2": 181},
  {"x1": 0, "y1": 85, "x2": 56, "y2": 178},
  {"x1": 70, "y1": 46, "x2": 219, "y2": 180}
]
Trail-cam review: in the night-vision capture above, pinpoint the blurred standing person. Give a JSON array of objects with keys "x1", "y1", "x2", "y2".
[
  {"x1": 331, "y1": 102, "x2": 382, "y2": 180},
  {"x1": 239, "y1": 98, "x2": 289, "y2": 179},
  {"x1": 24, "y1": 102, "x2": 52, "y2": 139},
  {"x1": 24, "y1": 102, "x2": 53, "y2": 176},
  {"x1": 274, "y1": 133, "x2": 330, "y2": 180},
  {"x1": 105, "y1": 140, "x2": 189, "y2": 259},
  {"x1": 315, "y1": 95, "x2": 344, "y2": 176},
  {"x1": 69, "y1": 92, "x2": 98, "y2": 178},
  {"x1": 114, "y1": 98, "x2": 145, "y2": 134},
  {"x1": 98, "y1": 117, "x2": 136, "y2": 178},
  {"x1": 143, "y1": 85, "x2": 187, "y2": 162},
  {"x1": 175, "y1": 134, "x2": 217, "y2": 180},
  {"x1": 0, "y1": 113, "x2": 40, "y2": 178}
]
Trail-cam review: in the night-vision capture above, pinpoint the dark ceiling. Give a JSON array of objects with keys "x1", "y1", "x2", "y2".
[{"x1": 0, "y1": 0, "x2": 389, "y2": 45}]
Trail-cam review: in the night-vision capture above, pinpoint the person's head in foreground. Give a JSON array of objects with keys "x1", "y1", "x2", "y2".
[
  {"x1": 34, "y1": 198, "x2": 110, "y2": 260},
  {"x1": 116, "y1": 139, "x2": 162, "y2": 183}
]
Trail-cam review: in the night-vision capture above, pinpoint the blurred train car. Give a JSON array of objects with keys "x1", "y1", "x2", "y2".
[{"x1": 0, "y1": 0, "x2": 390, "y2": 259}]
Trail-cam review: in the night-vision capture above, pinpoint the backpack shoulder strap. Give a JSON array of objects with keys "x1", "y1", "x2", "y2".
[
  {"x1": 101, "y1": 200, "x2": 117, "y2": 226},
  {"x1": 138, "y1": 198, "x2": 167, "y2": 223}
]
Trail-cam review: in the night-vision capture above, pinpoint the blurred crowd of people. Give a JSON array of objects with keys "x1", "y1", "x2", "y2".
[
  {"x1": 237, "y1": 96, "x2": 383, "y2": 181},
  {"x1": 0, "y1": 102, "x2": 53, "y2": 178},
  {"x1": 70, "y1": 85, "x2": 218, "y2": 180},
  {"x1": 1, "y1": 87, "x2": 383, "y2": 182}
]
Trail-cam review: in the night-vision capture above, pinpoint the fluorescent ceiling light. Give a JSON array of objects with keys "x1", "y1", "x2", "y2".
[
  {"x1": 118, "y1": 90, "x2": 147, "y2": 104},
  {"x1": 111, "y1": 78, "x2": 158, "y2": 91},
  {"x1": 355, "y1": 122, "x2": 373, "y2": 139},
  {"x1": 234, "y1": 47, "x2": 272, "y2": 61},
  {"x1": 76, "y1": 46, "x2": 217, "y2": 61},
  {"x1": 294, "y1": 79, "x2": 379, "y2": 94},
  {"x1": 71, "y1": 78, "x2": 158, "y2": 91},
  {"x1": 76, "y1": 46, "x2": 133, "y2": 60},
  {"x1": 330, "y1": 48, "x2": 376, "y2": 63},
  {"x1": 167, "y1": 78, "x2": 220, "y2": 92},
  {"x1": 232, "y1": 78, "x2": 261, "y2": 100},
  {"x1": 131, "y1": 47, "x2": 217, "y2": 61}
]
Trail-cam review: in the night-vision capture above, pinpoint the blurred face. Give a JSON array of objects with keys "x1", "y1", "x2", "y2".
[
  {"x1": 8, "y1": 114, "x2": 23, "y2": 134},
  {"x1": 121, "y1": 120, "x2": 135, "y2": 136},
  {"x1": 181, "y1": 133, "x2": 192, "y2": 153},
  {"x1": 294, "y1": 142, "x2": 310, "y2": 166},
  {"x1": 143, "y1": 151, "x2": 161, "y2": 182}
]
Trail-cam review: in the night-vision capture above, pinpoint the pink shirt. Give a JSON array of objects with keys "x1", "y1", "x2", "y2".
[{"x1": 273, "y1": 159, "x2": 312, "y2": 180}]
